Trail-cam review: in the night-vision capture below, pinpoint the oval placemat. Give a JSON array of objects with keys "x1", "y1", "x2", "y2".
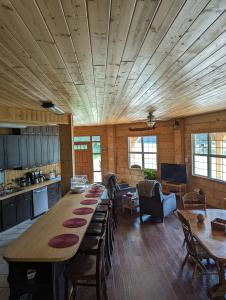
[
  {"x1": 48, "y1": 233, "x2": 79, "y2": 248},
  {"x1": 63, "y1": 218, "x2": 87, "y2": 228},
  {"x1": 85, "y1": 193, "x2": 100, "y2": 198},
  {"x1": 73, "y1": 207, "x2": 94, "y2": 215},
  {"x1": 80, "y1": 199, "x2": 98, "y2": 205}
]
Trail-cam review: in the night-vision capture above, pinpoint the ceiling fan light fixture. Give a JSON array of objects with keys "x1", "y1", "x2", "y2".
[
  {"x1": 41, "y1": 102, "x2": 65, "y2": 115},
  {"x1": 146, "y1": 112, "x2": 156, "y2": 128}
]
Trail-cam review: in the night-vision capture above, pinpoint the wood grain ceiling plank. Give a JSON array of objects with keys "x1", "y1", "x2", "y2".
[
  {"x1": 119, "y1": 0, "x2": 226, "y2": 120},
  {"x1": 139, "y1": 43, "x2": 226, "y2": 109},
  {"x1": 86, "y1": 0, "x2": 111, "y2": 122},
  {"x1": 1, "y1": 0, "x2": 81, "y2": 114},
  {"x1": 130, "y1": 0, "x2": 226, "y2": 108},
  {"x1": 0, "y1": 29, "x2": 70, "y2": 110},
  {"x1": 0, "y1": 42, "x2": 56, "y2": 100},
  {"x1": 0, "y1": 76, "x2": 44, "y2": 106},
  {"x1": 122, "y1": 0, "x2": 161, "y2": 62},
  {"x1": 87, "y1": 0, "x2": 110, "y2": 66},
  {"x1": 111, "y1": 0, "x2": 186, "y2": 120},
  {"x1": 109, "y1": 0, "x2": 166, "y2": 119},
  {"x1": 123, "y1": 0, "x2": 213, "y2": 112},
  {"x1": 128, "y1": 0, "x2": 185, "y2": 81},
  {"x1": 101, "y1": 0, "x2": 136, "y2": 122},
  {"x1": 0, "y1": 56, "x2": 53, "y2": 103},
  {"x1": 60, "y1": 0, "x2": 98, "y2": 121},
  {"x1": 0, "y1": 83, "x2": 41, "y2": 109},
  {"x1": 34, "y1": 0, "x2": 83, "y2": 84},
  {"x1": 141, "y1": 14, "x2": 226, "y2": 107}
]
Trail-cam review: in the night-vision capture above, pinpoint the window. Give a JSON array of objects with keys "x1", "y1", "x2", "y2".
[
  {"x1": 128, "y1": 136, "x2": 157, "y2": 169},
  {"x1": 192, "y1": 133, "x2": 226, "y2": 181}
]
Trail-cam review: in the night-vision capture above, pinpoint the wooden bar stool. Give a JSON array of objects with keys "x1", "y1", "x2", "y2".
[{"x1": 64, "y1": 237, "x2": 108, "y2": 300}]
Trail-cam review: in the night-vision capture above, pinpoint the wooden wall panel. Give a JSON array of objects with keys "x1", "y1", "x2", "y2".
[
  {"x1": 74, "y1": 121, "x2": 175, "y2": 186},
  {"x1": 5, "y1": 163, "x2": 61, "y2": 184},
  {"x1": 0, "y1": 105, "x2": 70, "y2": 125},
  {"x1": 59, "y1": 115, "x2": 74, "y2": 195},
  {"x1": 184, "y1": 110, "x2": 226, "y2": 208}
]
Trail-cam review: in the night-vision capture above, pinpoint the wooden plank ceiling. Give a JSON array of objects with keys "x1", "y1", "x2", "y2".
[{"x1": 0, "y1": 0, "x2": 226, "y2": 125}]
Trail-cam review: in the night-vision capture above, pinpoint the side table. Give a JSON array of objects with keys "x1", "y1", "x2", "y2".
[{"x1": 122, "y1": 194, "x2": 139, "y2": 216}]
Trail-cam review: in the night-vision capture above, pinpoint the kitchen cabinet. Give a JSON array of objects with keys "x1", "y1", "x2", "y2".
[
  {"x1": 27, "y1": 135, "x2": 36, "y2": 168},
  {"x1": 35, "y1": 135, "x2": 42, "y2": 167},
  {"x1": 41, "y1": 136, "x2": 48, "y2": 165},
  {"x1": 17, "y1": 192, "x2": 32, "y2": 223},
  {"x1": 0, "y1": 202, "x2": 2, "y2": 231},
  {"x1": 53, "y1": 136, "x2": 60, "y2": 163},
  {"x1": 3, "y1": 133, "x2": 60, "y2": 170},
  {"x1": 5, "y1": 135, "x2": 21, "y2": 169},
  {"x1": 2, "y1": 197, "x2": 17, "y2": 230},
  {"x1": 0, "y1": 136, "x2": 5, "y2": 170},
  {"x1": 2, "y1": 191, "x2": 32, "y2": 231},
  {"x1": 48, "y1": 136, "x2": 54, "y2": 164},
  {"x1": 19, "y1": 135, "x2": 28, "y2": 169},
  {"x1": 48, "y1": 182, "x2": 61, "y2": 208}
]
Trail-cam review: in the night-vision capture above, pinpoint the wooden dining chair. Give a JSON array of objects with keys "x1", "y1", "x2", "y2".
[
  {"x1": 182, "y1": 189, "x2": 206, "y2": 210},
  {"x1": 177, "y1": 210, "x2": 216, "y2": 280}
]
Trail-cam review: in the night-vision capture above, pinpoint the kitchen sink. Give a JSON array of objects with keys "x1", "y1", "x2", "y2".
[{"x1": 0, "y1": 187, "x2": 24, "y2": 197}]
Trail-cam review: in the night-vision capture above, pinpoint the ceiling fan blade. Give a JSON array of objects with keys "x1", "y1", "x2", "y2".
[{"x1": 129, "y1": 126, "x2": 154, "y2": 131}]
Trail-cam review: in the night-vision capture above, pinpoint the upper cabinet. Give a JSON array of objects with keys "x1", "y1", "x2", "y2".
[
  {"x1": 5, "y1": 135, "x2": 21, "y2": 169},
  {"x1": 19, "y1": 135, "x2": 29, "y2": 169},
  {"x1": 27, "y1": 135, "x2": 36, "y2": 168},
  {"x1": 2, "y1": 127, "x2": 60, "y2": 170},
  {"x1": 0, "y1": 136, "x2": 5, "y2": 170}
]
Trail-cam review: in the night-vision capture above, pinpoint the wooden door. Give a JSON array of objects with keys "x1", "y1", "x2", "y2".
[{"x1": 74, "y1": 142, "x2": 93, "y2": 183}]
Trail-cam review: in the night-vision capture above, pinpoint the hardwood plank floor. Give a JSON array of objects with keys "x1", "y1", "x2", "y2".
[{"x1": 77, "y1": 210, "x2": 221, "y2": 300}]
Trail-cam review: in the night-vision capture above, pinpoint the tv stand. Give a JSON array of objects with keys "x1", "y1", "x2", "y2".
[{"x1": 161, "y1": 181, "x2": 187, "y2": 202}]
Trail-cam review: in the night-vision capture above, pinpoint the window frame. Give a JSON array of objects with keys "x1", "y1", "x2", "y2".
[
  {"x1": 192, "y1": 132, "x2": 226, "y2": 182},
  {"x1": 128, "y1": 136, "x2": 158, "y2": 170}
]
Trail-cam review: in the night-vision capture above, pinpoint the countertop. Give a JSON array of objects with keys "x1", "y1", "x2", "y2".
[
  {"x1": 3, "y1": 188, "x2": 100, "y2": 262},
  {"x1": 0, "y1": 177, "x2": 61, "y2": 201}
]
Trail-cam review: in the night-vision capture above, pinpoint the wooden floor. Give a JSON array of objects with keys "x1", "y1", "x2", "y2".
[{"x1": 77, "y1": 210, "x2": 221, "y2": 300}]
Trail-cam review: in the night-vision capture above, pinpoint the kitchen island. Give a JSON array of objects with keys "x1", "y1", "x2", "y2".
[{"x1": 3, "y1": 188, "x2": 100, "y2": 300}]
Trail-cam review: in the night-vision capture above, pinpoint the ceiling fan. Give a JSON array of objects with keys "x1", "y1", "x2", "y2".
[{"x1": 129, "y1": 112, "x2": 157, "y2": 131}]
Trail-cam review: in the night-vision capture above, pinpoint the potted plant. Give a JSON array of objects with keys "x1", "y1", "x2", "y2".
[{"x1": 143, "y1": 168, "x2": 156, "y2": 180}]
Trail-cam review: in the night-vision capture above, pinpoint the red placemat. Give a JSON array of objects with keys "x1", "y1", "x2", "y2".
[
  {"x1": 85, "y1": 193, "x2": 100, "y2": 198},
  {"x1": 80, "y1": 199, "x2": 98, "y2": 205},
  {"x1": 73, "y1": 207, "x2": 94, "y2": 215},
  {"x1": 48, "y1": 234, "x2": 79, "y2": 248},
  {"x1": 89, "y1": 188, "x2": 102, "y2": 193},
  {"x1": 63, "y1": 218, "x2": 87, "y2": 228}
]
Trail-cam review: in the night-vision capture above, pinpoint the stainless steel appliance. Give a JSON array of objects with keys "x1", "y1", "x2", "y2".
[{"x1": 32, "y1": 187, "x2": 48, "y2": 217}]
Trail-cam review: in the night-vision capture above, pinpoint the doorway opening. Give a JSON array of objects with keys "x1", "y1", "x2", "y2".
[{"x1": 73, "y1": 136, "x2": 102, "y2": 183}]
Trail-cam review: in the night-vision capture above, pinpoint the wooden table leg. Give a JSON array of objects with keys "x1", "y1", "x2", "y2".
[{"x1": 208, "y1": 261, "x2": 226, "y2": 298}]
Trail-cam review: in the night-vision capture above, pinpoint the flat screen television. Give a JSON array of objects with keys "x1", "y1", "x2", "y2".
[{"x1": 160, "y1": 163, "x2": 187, "y2": 184}]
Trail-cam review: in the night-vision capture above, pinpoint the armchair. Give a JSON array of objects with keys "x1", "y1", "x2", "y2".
[
  {"x1": 102, "y1": 173, "x2": 136, "y2": 206},
  {"x1": 137, "y1": 180, "x2": 176, "y2": 223}
]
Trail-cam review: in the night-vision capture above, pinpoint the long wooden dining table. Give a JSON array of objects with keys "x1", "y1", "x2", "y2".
[{"x1": 179, "y1": 209, "x2": 226, "y2": 298}]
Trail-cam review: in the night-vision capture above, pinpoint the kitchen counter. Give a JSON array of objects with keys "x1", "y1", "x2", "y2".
[
  {"x1": 0, "y1": 177, "x2": 61, "y2": 201},
  {"x1": 3, "y1": 188, "x2": 99, "y2": 262}
]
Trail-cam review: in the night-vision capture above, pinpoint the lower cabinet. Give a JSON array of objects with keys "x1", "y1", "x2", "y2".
[
  {"x1": 0, "y1": 183, "x2": 61, "y2": 231},
  {"x1": 1, "y1": 192, "x2": 32, "y2": 231},
  {"x1": 2, "y1": 197, "x2": 17, "y2": 230},
  {"x1": 17, "y1": 192, "x2": 32, "y2": 224},
  {"x1": 48, "y1": 182, "x2": 61, "y2": 208}
]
